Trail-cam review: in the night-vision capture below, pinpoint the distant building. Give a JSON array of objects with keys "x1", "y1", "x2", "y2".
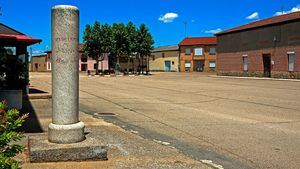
[
  {"x1": 216, "y1": 11, "x2": 300, "y2": 79},
  {"x1": 150, "y1": 45, "x2": 179, "y2": 72},
  {"x1": 30, "y1": 54, "x2": 49, "y2": 72},
  {"x1": 43, "y1": 44, "x2": 109, "y2": 72},
  {"x1": 179, "y1": 37, "x2": 217, "y2": 72}
]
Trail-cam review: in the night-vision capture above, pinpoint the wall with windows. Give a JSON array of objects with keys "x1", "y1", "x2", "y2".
[
  {"x1": 217, "y1": 20, "x2": 300, "y2": 79},
  {"x1": 44, "y1": 52, "x2": 108, "y2": 72},
  {"x1": 30, "y1": 55, "x2": 48, "y2": 72},
  {"x1": 150, "y1": 50, "x2": 179, "y2": 72},
  {"x1": 217, "y1": 46, "x2": 300, "y2": 78},
  {"x1": 179, "y1": 45, "x2": 217, "y2": 72}
]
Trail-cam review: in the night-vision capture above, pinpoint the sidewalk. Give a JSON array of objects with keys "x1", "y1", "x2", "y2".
[
  {"x1": 209, "y1": 75, "x2": 300, "y2": 82},
  {"x1": 18, "y1": 99, "x2": 212, "y2": 169}
]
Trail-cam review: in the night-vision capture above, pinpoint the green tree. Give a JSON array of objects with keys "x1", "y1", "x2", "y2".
[
  {"x1": 112, "y1": 23, "x2": 129, "y2": 74},
  {"x1": 0, "y1": 101, "x2": 28, "y2": 169},
  {"x1": 100, "y1": 23, "x2": 113, "y2": 73},
  {"x1": 136, "y1": 24, "x2": 154, "y2": 74},
  {"x1": 83, "y1": 21, "x2": 103, "y2": 75},
  {"x1": 125, "y1": 21, "x2": 138, "y2": 74}
]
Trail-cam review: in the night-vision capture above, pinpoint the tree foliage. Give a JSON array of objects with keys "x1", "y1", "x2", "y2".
[
  {"x1": 82, "y1": 21, "x2": 154, "y2": 74},
  {"x1": 0, "y1": 101, "x2": 28, "y2": 169},
  {"x1": 82, "y1": 21, "x2": 104, "y2": 75}
]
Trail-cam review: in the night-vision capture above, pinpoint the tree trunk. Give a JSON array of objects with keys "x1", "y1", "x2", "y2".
[
  {"x1": 141, "y1": 55, "x2": 144, "y2": 74},
  {"x1": 116, "y1": 55, "x2": 120, "y2": 74},
  {"x1": 101, "y1": 61, "x2": 103, "y2": 75},
  {"x1": 101, "y1": 53, "x2": 104, "y2": 74},
  {"x1": 146, "y1": 55, "x2": 149, "y2": 75},
  {"x1": 138, "y1": 55, "x2": 141, "y2": 75},
  {"x1": 132, "y1": 58, "x2": 135, "y2": 74},
  {"x1": 127, "y1": 57, "x2": 130, "y2": 74},
  {"x1": 95, "y1": 59, "x2": 100, "y2": 75}
]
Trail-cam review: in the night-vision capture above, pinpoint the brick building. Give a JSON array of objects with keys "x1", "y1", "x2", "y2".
[
  {"x1": 150, "y1": 45, "x2": 179, "y2": 72},
  {"x1": 216, "y1": 11, "x2": 300, "y2": 79},
  {"x1": 179, "y1": 37, "x2": 217, "y2": 72}
]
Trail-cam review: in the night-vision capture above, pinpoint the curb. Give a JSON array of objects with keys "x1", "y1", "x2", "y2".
[
  {"x1": 209, "y1": 75, "x2": 300, "y2": 82},
  {"x1": 87, "y1": 74, "x2": 148, "y2": 78},
  {"x1": 27, "y1": 94, "x2": 52, "y2": 100}
]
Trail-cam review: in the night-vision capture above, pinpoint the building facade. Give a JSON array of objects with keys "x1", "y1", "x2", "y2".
[
  {"x1": 179, "y1": 37, "x2": 217, "y2": 72},
  {"x1": 150, "y1": 45, "x2": 179, "y2": 72},
  {"x1": 42, "y1": 46, "x2": 109, "y2": 72},
  {"x1": 30, "y1": 54, "x2": 49, "y2": 72},
  {"x1": 216, "y1": 11, "x2": 300, "y2": 79}
]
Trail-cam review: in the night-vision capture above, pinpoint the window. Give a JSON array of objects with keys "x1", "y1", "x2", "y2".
[
  {"x1": 243, "y1": 56, "x2": 248, "y2": 71},
  {"x1": 194, "y1": 48, "x2": 203, "y2": 56},
  {"x1": 185, "y1": 61, "x2": 191, "y2": 72},
  {"x1": 185, "y1": 48, "x2": 191, "y2": 55},
  {"x1": 209, "y1": 61, "x2": 216, "y2": 68},
  {"x1": 209, "y1": 47, "x2": 216, "y2": 55},
  {"x1": 162, "y1": 53, "x2": 165, "y2": 58},
  {"x1": 172, "y1": 61, "x2": 175, "y2": 65},
  {"x1": 288, "y1": 52, "x2": 295, "y2": 71},
  {"x1": 81, "y1": 57, "x2": 88, "y2": 62},
  {"x1": 152, "y1": 55, "x2": 155, "y2": 61}
]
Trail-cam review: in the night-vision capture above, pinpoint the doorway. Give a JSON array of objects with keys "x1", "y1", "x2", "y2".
[
  {"x1": 35, "y1": 63, "x2": 38, "y2": 72},
  {"x1": 81, "y1": 64, "x2": 87, "y2": 71},
  {"x1": 194, "y1": 61, "x2": 204, "y2": 72},
  {"x1": 263, "y1": 54, "x2": 271, "y2": 77},
  {"x1": 165, "y1": 61, "x2": 171, "y2": 72}
]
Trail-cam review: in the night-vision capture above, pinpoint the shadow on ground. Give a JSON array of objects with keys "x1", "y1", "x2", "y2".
[
  {"x1": 29, "y1": 88, "x2": 48, "y2": 94},
  {"x1": 20, "y1": 96, "x2": 43, "y2": 133}
]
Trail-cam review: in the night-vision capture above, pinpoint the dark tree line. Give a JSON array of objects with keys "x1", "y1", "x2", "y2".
[{"x1": 82, "y1": 21, "x2": 154, "y2": 75}]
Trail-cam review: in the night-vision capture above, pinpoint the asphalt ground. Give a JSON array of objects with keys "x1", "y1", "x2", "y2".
[{"x1": 29, "y1": 72, "x2": 300, "y2": 169}]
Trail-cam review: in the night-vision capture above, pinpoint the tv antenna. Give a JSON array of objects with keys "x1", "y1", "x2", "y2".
[
  {"x1": 281, "y1": 6, "x2": 285, "y2": 15},
  {"x1": 184, "y1": 21, "x2": 188, "y2": 37}
]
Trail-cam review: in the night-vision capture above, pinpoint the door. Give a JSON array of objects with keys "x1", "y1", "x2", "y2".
[
  {"x1": 81, "y1": 64, "x2": 87, "y2": 71},
  {"x1": 35, "y1": 63, "x2": 38, "y2": 72},
  {"x1": 195, "y1": 61, "x2": 204, "y2": 72},
  {"x1": 165, "y1": 61, "x2": 171, "y2": 72},
  {"x1": 263, "y1": 54, "x2": 271, "y2": 77}
]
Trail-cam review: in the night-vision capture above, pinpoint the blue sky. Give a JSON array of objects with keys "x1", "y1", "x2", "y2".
[{"x1": 0, "y1": 0, "x2": 299, "y2": 55}]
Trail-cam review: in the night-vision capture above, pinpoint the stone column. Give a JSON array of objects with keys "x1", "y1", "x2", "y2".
[{"x1": 49, "y1": 5, "x2": 85, "y2": 144}]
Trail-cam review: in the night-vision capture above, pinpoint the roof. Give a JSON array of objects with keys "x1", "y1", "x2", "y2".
[
  {"x1": 31, "y1": 54, "x2": 47, "y2": 58},
  {"x1": 0, "y1": 23, "x2": 42, "y2": 46},
  {"x1": 179, "y1": 37, "x2": 217, "y2": 46},
  {"x1": 217, "y1": 11, "x2": 300, "y2": 35},
  {"x1": 152, "y1": 45, "x2": 179, "y2": 52}
]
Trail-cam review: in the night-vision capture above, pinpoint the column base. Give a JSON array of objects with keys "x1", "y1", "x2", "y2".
[{"x1": 48, "y1": 122, "x2": 85, "y2": 144}]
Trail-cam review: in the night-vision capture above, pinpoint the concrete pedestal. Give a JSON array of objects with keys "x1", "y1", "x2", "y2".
[{"x1": 29, "y1": 134, "x2": 108, "y2": 162}]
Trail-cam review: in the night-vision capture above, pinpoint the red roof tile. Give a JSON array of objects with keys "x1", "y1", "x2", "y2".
[
  {"x1": 0, "y1": 34, "x2": 42, "y2": 43},
  {"x1": 217, "y1": 11, "x2": 300, "y2": 35},
  {"x1": 179, "y1": 37, "x2": 217, "y2": 46}
]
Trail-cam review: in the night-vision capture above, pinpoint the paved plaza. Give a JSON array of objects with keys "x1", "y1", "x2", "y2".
[{"x1": 29, "y1": 72, "x2": 300, "y2": 169}]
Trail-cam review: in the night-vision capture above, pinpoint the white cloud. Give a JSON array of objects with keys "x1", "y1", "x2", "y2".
[
  {"x1": 275, "y1": 4, "x2": 300, "y2": 16},
  {"x1": 246, "y1": 12, "x2": 259, "y2": 20},
  {"x1": 158, "y1": 12, "x2": 179, "y2": 23},
  {"x1": 31, "y1": 49, "x2": 46, "y2": 56},
  {"x1": 205, "y1": 28, "x2": 222, "y2": 34}
]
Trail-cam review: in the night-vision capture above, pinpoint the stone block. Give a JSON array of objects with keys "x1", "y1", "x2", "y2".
[{"x1": 28, "y1": 134, "x2": 108, "y2": 163}]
